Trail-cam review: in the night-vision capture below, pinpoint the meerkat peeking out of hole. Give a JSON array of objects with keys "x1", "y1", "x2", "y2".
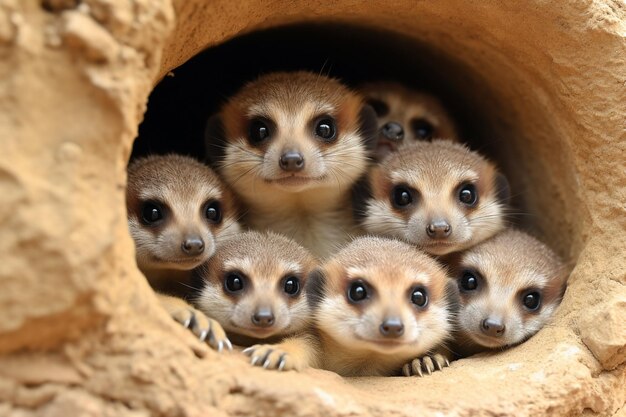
[
  {"x1": 126, "y1": 154, "x2": 241, "y2": 352},
  {"x1": 358, "y1": 82, "x2": 459, "y2": 161},
  {"x1": 449, "y1": 229, "x2": 567, "y2": 357},
  {"x1": 204, "y1": 71, "x2": 378, "y2": 259},
  {"x1": 192, "y1": 230, "x2": 318, "y2": 371},
  {"x1": 358, "y1": 139, "x2": 510, "y2": 256}
]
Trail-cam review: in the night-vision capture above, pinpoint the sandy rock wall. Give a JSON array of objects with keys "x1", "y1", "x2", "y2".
[{"x1": 0, "y1": 0, "x2": 624, "y2": 416}]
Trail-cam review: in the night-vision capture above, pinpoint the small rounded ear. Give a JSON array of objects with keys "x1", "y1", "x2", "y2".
[
  {"x1": 351, "y1": 175, "x2": 372, "y2": 222},
  {"x1": 495, "y1": 172, "x2": 511, "y2": 205},
  {"x1": 305, "y1": 268, "x2": 326, "y2": 310},
  {"x1": 358, "y1": 104, "x2": 379, "y2": 155},
  {"x1": 204, "y1": 114, "x2": 226, "y2": 167}
]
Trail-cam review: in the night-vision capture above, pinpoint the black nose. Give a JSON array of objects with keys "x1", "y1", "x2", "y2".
[
  {"x1": 181, "y1": 237, "x2": 204, "y2": 255},
  {"x1": 426, "y1": 220, "x2": 452, "y2": 238},
  {"x1": 380, "y1": 317, "x2": 404, "y2": 338},
  {"x1": 381, "y1": 121, "x2": 404, "y2": 142},
  {"x1": 481, "y1": 318, "x2": 505, "y2": 337},
  {"x1": 279, "y1": 151, "x2": 305, "y2": 172},
  {"x1": 251, "y1": 308, "x2": 275, "y2": 327}
]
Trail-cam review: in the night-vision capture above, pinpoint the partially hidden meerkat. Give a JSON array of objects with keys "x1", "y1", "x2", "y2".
[
  {"x1": 240, "y1": 236, "x2": 454, "y2": 376},
  {"x1": 192, "y1": 230, "x2": 318, "y2": 370},
  {"x1": 359, "y1": 82, "x2": 459, "y2": 161},
  {"x1": 358, "y1": 139, "x2": 510, "y2": 256},
  {"x1": 449, "y1": 229, "x2": 567, "y2": 357},
  {"x1": 126, "y1": 154, "x2": 241, "y2": 351},
  {"x1": 205, "y1": 71, "x2": 378, "y2": 259}
]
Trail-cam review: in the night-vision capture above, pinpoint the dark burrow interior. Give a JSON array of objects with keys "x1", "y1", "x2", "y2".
[{"x1": 133, "y1": 22, "x2": 573, "y2": 258}]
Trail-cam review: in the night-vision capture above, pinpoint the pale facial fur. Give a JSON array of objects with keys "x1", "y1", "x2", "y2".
[
  {"x1": 453, "y1": 229, "x2": 567, "y2": 350},
  {"x1": 126, "y1": 154, "x2": 241, "y2": 274},
  {"x1": 311, "y1": 236, "x2": 453, "y2": 376},
  {"x1": 194, "y1": 231, "x2": 317, "y2": 341},
  {"x1": 362, "y1": 140, "x2": 509, "y2": 255}
]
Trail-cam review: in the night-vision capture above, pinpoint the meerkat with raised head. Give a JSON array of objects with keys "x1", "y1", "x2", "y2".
[
  {"x1": 450, "y1": 229, "x2": 567, "y2": 357},
  {"x1": 359, "y1": 82, "x2": 459, "y2": 161},
  {"x1": 359, "y1": 139, "x2": 510, "y2": 256},
  {"x1": 126, "y1": 154, "x2": 241, "y2": 350},
  {"x1": 205, "y1": 71, "x2": 378, "y2": 259},
  {"x1": 192, "y1": 230, "x2": 318, "y2": 370},
  {"x1": 244, "y1": 236, "x2": 454, "y2": 376}
]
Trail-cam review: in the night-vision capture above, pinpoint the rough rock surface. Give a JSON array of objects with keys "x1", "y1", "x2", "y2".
[{"x1": 0, "y1": 0, "x2": 625, "y2": 416}]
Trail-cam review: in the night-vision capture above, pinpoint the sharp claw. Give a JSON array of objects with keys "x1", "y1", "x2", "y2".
[
  {"x1": 225, "y1": 339, "x2": 233, "y2": 352},
  {"x1": 445, "y1": 358, "x2": 450, "y2": 367},
  {"x1": 251, "y1": 356, "x2": 260, "y2": 366},
  {"x1": 217, "y1": 340, "x2": 224, "y2": 353},
  {"x1": 199, "y1": 329, "x2": 209, "y2": 342},
  {"x1": 242, "y1": 347, "x2": 254, "y2": 355},
  {"x1": 263, "y1": 357, "x2": 272, "y2": 369},
  {"x1": 426, "y1": 366, "x2": 432, "y2": 375},
  {"x1": 183, "y1": 311, "x2": 196, "y2": 329},
  {"x1": 278, "y1": 356, "x2": 286, "y2": 372},
  {"x1": 402, "y1": 364, "x2": 410, "y2": 377}
]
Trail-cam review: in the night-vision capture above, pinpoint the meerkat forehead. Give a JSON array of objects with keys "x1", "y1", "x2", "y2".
[{"x1": 460, "y1": 229, "x2": 565, "y2": 291}]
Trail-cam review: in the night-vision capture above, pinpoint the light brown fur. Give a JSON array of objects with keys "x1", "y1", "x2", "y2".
[
  {"x1": 209, "y1": 71, "x2": 376, "y2": 258},
  {"x1": 362, "y1": 139, "x2": 509, "y2": 255},
  {"x1": 450, "y1": 229, "x2": 567, "y2": 357},
  {"x1": 359, "y1": 82, "x2": 459, "y2": 160},
  {"x1": 193, "y1": 231, "x2": 318, "y2": 367}
]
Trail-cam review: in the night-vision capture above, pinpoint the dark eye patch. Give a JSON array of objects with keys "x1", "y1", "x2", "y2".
[{"x1": 366, "y1": 98, "x2": 390, "y2": 117}]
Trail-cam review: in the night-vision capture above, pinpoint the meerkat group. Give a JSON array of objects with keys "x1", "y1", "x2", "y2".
[{"x1": 127, "y1": 71, "x2": 568, "y2": 377}]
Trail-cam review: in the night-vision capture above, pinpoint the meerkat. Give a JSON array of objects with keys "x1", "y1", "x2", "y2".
[
  {"x1": 358, "y1": 139, "x2": 510, "y2": 256},
  {"x1": 241, "y1": 236, "x2": 454, "y2": 376},
  {"x1": 449, "y1": 229, "x2": 567, "y2": 357},
  {"x1": 204, "y1": 71, "x2": 378, "y2": 258},
  {"x1": 358, "y1": 82, "x2": 459, "y2": 161},
  {"x1": 192, "y1": 230, "x2": 318, "y2": 369},
  {"x1": 126, "y1": 154, "x2": 241, "y2": 350}
]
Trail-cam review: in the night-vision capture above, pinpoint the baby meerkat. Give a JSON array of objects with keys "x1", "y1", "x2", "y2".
[
  {"x1": 205, "y1": 71, "x2": 378, "y2": 258},
  {"x1": 192, "y1": 230, "x2": 318, "y2": 370},
  {"x1": 359, "y1": 82, "x2": 459, "y2": 161},
  {"x1": 250, "y1": 236, "x2": 454, "y2": 376},
  {"x1": 450, "y1": 229, "x2": 567, "y2": 357},
  {"x1": 359, "y1": 140, "x2": 510, "y2": 256},
  {"x1": 126, "y1": 154, "x2": 241, "y2": 350}
]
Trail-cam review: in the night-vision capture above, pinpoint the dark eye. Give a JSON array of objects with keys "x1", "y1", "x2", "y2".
[
  {"x1": 410, "y1": 118, "x2": 435, "y2": 140},
  {"x1": 205, "y1": 201, "x2": 222, "y2": 223},
  {"x1": 283, "y1": 276, "x2": 300, "y2": 296},
  {"x1": 392, "y1": 185, "x2": 413, "y2": 208},
  {"x1": 141, "y1": 202, "x2": 164, "y2": 225},
  {"x1": 314, "y1": 117, "x2": 337, "y2": 142},
  {"x1": 458, "y1": 183, "x2": 478, "y2": 206},
  {"x1": 249, "y1": 118, "x2": 271, "y2": 144},
  {"x1": 460, "y1": 271, "x2": 479, "y2": 291},
  {"x1": 522, "y1": 291, "x2": 541, "y2": 311},
  {"x1": 411, "y1": 287, "x2": 428, "y2": 307},
  {"x1": 225, "y1": 272, "x2": 244, "y2": 293},
  {"x1": 348, "y1": 281, "x2": 368, "y2": 303},
  {"x1": 366, "y1": 99, "x2": 389, "y2": 117}
]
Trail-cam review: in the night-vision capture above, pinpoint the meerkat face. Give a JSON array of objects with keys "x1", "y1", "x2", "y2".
[
  {"x1": 453, "y1": 230, "x2": 567, "y2": 349},
  {"x1": 126, "y1": 155, "x2": 240, "y2": 273},
  {"x1": 194, "y1": 231, "x2": 317, "y2": 340},
  {"x1": 359, "y1": 82, "x2": 458, "y2": 161},
  {"x1": 361, "y1": 140, "x2": 510, "y2": 256},
  {"x1": 309, "y1": 237, "x2": 452, "y2": 358},
  {"x1": 205, "y1": 71, "x2": 377, "y2": 197}
]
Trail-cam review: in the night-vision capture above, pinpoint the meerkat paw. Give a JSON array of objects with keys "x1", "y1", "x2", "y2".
[
  {"x1": 158, "y1": 294, "x2": 232, "y2": 352},
  {"x1": 402, "y1": 353, "x2": 450, "y2": 377},
  {"x1": 242, "y1": 345, "x2": 301, "y2": 372}
]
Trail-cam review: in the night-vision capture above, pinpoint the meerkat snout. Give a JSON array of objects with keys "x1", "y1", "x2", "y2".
[
  {"x1": 481, "y1": 318, "x2": 505, "y2": 338},
  {"x1": 379, "y1": 317, "x2": 405, "y2": 338},
  {"x1": 426, "y1": 219, "x2": 452, "y2": 239},
  {"x1": 181, "y1": 235, "x2": 205, "y2": 255},
  {"x1": 381, "y1": 121, "x2": 404, "y2": 142},
  {"x1": 279, "y1": 150, "x2": 305, "y2": 172},
  {"x1": 251, "y1": 307, "x2": 275, "y2": 327}
]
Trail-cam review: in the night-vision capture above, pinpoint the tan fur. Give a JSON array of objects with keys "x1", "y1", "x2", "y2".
[
  {"x1": 450, "y1": 229, "x2": 567, "y2": 356},
  {"x1": 126, "y1": 154, "x2": 241, "y2": 293},
  {"x1": 215, "y1": 71, "x2": 372, "y2": 258},
  {"x1": 359, "y1": 82, "x2": 458, "y2": 160},
  {"x1": 362, "y1": 139, "x2": 507, "y2": 255},
  {"x1": 312, "y1": 236, "x2": 453, "y2": 376},
  {"x1": 193, "y1": 230, "x2": 318, "y2": 344}
]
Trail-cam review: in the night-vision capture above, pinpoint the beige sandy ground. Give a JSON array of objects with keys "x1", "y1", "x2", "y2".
[{"x1": 0, "y1": 0, "x2": 624, "y2": 415}]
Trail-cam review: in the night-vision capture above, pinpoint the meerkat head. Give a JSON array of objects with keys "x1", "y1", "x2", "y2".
[
  {"x1": 308, "y1": 236, "x2": 452, "y2": 360},
  {"x1": 193, "y1": 231, "x2": 318, "y2": 341},
  {"x1": 205, "y1": 71, "x2": 378, "y2": 198},
  {"x1": 359, "y1": 82, "x2": 459, "y2": 161},
  {"x1": 453, "y1": 229, "x2": 567, "y2": 350},
  {"x1": 360, "y1": 140, "x2": 510, "y2": 256},
  {"x1": 126, "y1": 154, "x2": 240, "y2": 273}
]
